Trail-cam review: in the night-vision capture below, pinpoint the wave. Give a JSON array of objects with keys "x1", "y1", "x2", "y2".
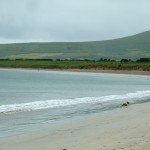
[{"x1": 0, "y1": 90, "x2": 150, "y2": 114}]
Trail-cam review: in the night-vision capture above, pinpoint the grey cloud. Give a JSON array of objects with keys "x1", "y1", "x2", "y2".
[{"x1": 0, "y1": 0, "x2": 150, "y2": 43}]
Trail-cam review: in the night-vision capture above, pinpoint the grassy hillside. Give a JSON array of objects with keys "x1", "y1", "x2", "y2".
[{"x1": 0, "y1": 31, "x2": 150, "y2": 60}]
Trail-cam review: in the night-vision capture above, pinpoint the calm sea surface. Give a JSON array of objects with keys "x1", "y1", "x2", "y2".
[{"x1": 0, "y1": 69, "x2": 150, "y2": 138}]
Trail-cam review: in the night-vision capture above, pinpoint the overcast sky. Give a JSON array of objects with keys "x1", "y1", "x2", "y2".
[{"x1": 0, "y1": 0, "x2": 150, "y2": 43}]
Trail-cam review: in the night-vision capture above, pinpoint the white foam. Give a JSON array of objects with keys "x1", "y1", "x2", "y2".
[{"x1": 0, "y1": 90, "x2": 150, "y2": 114}]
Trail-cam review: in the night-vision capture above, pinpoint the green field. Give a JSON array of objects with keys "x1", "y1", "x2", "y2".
[
  {"x1": 0, "y1": 31, "x2": 150, "y2": 60},
  {"x1": 0, "y1": 60, "x2": 149, "y2": 71}
]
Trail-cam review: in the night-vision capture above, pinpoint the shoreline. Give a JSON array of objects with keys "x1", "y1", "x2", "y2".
[
  {"x1": 0, "y1": 67, "x2": 150, "y2": 76},
  {"x1": 65, "y1": 68, "x2": 150, "y2": 76},
  {"x1": 1, "y1": 102, "x2": 150, "y2": 150}
]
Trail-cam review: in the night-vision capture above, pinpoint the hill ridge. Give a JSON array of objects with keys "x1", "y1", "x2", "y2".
[{"x1": 0, "y1": 30, "x2": 150, "y2": 60}]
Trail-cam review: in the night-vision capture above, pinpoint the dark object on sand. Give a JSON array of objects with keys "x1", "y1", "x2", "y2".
[{"x1": 122, "y1": 101, "x2": 130, "y2": 107}]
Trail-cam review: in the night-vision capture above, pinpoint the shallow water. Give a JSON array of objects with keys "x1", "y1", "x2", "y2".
[{"x1": 0, "y1": 69, "x2": 150, "y2": 138}]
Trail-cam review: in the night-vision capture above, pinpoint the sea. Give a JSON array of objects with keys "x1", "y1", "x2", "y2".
[{"x1": 0, "y1": 69, "x2": 150, "y2": 138}]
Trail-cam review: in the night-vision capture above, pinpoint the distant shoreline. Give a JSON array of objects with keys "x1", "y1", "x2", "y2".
[
  {"x1": 65, "y1": 68, "x2": 150, "y2": 76},
  {"x1": 0, "y1": 67, "x2": 150, "y2": 76}
]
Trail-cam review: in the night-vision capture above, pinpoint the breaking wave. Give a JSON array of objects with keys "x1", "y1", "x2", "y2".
[{"x1": 0, "y1": 90, "x2": 150, "y2": 114}]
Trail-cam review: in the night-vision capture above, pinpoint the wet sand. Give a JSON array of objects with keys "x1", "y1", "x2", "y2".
[{"x1": 0, "y1": 102, "x2": 150, "y2": 150}]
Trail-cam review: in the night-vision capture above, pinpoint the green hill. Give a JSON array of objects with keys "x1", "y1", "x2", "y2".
[{"x1": 0, "y1": 31, "x2": 150, "y2": 60}]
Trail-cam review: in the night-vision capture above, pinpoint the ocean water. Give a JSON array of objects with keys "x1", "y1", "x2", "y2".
[{"x1": 0, "y1": 69, "x2": 150, "y2": 138}]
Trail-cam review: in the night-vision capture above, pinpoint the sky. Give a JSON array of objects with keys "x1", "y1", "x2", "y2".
[{"x1": 0, "y1": 0, "x2": 150, "y2": 43}]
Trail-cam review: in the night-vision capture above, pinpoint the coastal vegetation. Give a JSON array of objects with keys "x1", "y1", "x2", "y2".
[{"x1": 0, "y1": 59, "x2": 149, "y2": 71}]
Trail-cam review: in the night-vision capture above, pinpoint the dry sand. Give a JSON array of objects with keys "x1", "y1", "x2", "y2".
[
  {"x1": 0, "y1": 102, "x2": 150, "y2": 150},
  {"x1": 0, "y1": 67, "x2": 150, "y2": 76},
  {"x1": 66, "y1": 69, "x2": 150, "y2": 76}
]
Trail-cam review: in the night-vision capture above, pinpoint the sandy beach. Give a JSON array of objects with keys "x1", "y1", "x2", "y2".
[
  {"x1": 0, "y1": 67, "x2": 150, "y2": 76},
  {"x1": 66, "y1": 69, "x2": 150, "y2": 76},
  {"x1": 0, "y1": 101, "x2": 150, "y2": 150}
]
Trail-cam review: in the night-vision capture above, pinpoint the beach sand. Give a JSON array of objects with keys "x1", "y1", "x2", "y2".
[
  {"x1": 0, "y1": 102, "x2": 150, "y2": 150},
  {"x1": 67, "y1": 69, "x2": 150, "y2": 76},
  {"x1": 0, "y1": 67, "x2": 150, "y2": 76}
]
